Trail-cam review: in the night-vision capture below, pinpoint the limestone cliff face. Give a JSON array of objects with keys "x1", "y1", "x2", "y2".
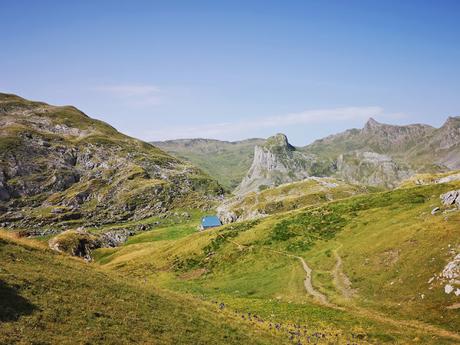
[
  {"x1": 234, "y1": 134, "x2": 328, "y2": 195},
  {"x1": 336, "y1": 151, "x2": 412, "y2": 188}
]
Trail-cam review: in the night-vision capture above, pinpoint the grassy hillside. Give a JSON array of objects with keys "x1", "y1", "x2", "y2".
[
  {"x1": 398, "y1": 169, "x2": 460, "y2": 188},
  {"x1": 0, "y1": 231, "x2": 284, "y2": 345},
  {"x1": 218, "y1": 177, "x2": 374, "y2": 223},
  {"x1": 152, "y1": 138, "x2": 264, "y2": 190},
  {"x1": 94, "y1": 180, "x2": 460, "y2": 344},
  {"x1": 0, "y1": 93, "x2": 222, "y2": 233}
]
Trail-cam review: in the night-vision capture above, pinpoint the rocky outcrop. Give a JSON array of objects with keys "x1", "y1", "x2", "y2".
[
  {"x1": 48, "y1": 225, "x2": 149, "y2": 260},
  {"x1": 336, "y1": 151, "x2": 412, "y2": 188},
  {"x1": 427, "y1": 117, "x2": 460, "y2": 169},
  {"x1": 234, "y1": 134, "x2": 331, "y2": 195},
  {"x1": 49, "y1": 230, "x2": 101, "y2": 261},
  {"x1": 440, "y1": 190, "x2": 460, "y2": 207},
  {"x1": 99, "y1": 229, "x2": 135, "y2": 247}
]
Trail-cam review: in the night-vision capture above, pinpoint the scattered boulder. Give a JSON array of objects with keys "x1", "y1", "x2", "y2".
[
  {"x1": 431, "y1": 207, "x2": 440, "y2": 215},
  {"x1": 442, "y1": 253, "x2": 460, "y2": 280},
  {"x1": 217, "y1": 209, "x2": 238, "y2": 224},
  {"x1": 99, "y1": 229, "x2": 134, "y2": 247},
  {"x1": 445, "y1": 284, "x2": 455, "y2": 294},
  {"x1": 440, "y1": 190, "x2": 460, "y2": 206},
  {"x1": 49, "y1": 230, "x2": 100, "y2": 261}
]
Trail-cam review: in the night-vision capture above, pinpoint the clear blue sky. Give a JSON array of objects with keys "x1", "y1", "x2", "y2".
[{"x1": 1, "y1": 0, "x2": 459, "y2": 145}]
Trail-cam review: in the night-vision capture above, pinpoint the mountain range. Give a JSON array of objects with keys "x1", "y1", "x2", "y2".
[
  {"x1": 1, "y1": 93, "x2": 460, "y2": 344},
  {"x1": 157, "y1": 116, "x2": 460, "y2": 194}
]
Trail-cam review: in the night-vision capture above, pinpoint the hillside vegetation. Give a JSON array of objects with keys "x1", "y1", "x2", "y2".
[
  {"x1": 94, "y1": 179, "x2": 460, "y2": 344},
  {"x1": 217, "y1": 177, "x2": 373, "y2": 223},
  {"x1": 0, "y1": 93, "x2": 222, "y2": 234},
  {"x1": 0, "y1": 231, "x2": 284, "y2": 345}
]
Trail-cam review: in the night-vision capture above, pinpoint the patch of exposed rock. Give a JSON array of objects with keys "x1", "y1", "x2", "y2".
[
  {"x1": 336, "y1": 151, "x2": 413, "y2": 189},
  {"x1": 234, "y1": 134, "x2": 331, "y2": 195},
  {"x1": 440, "y1": 190, "x2": 460, "y2": 208},
  {"x1": 48, "y1": 226, "x2": 148, "y2": 260},
  {"x1": 49, "y1": 230, "x2": 101, "y2": 261},
  {"x1": 441, "y1": 252, "x2": 460, "y2": 297}
]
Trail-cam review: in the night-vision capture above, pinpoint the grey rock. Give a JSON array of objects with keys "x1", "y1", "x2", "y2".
[
  {"x1": 440, "y1": 190, "x2": 460, "y2": 206},
  {"x1": 0, "y1": 186, "x2": 10, "y2": 201},
  {"x1": 336, "y1": 151, "x2": 412, "y2": 189},
  {"x1": 99, "y1": 229, "x2": 134, "y2": 247},
  {"x1": 234, "y1": 134, "x2": 322, "y2": 195},
  {"x1": 431, "y1": 207, "x2": 440, "y2": 215}
]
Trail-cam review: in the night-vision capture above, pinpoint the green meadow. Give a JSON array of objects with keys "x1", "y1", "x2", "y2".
[{"x1": 91, "y1": 180, "x2": 460, "y2": 344}]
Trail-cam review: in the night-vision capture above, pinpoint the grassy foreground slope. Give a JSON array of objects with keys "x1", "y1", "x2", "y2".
[
  {"x1": 0, "y1": 232, "x2": 283, "y2": 345},
  {"x1": 95, "y1": 180, "x2": 460, "y2": 344}
]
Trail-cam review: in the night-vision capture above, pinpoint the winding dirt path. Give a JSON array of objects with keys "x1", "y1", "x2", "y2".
[
  {"x1": 332, "y1": 247, "x2": 355, "y2": 299},
  {"x1": 264, "y1": 248, "x2": 333, "y2": 306},
  {"x1": 296, "y1": 255, "x2": 332, "y2": 306},
  {"x1": 217, "y1": 233, "x2": 331, "y2": 305}
]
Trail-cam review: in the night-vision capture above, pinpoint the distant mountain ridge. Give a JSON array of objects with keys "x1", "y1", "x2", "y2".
[
  {"x1": 155, "y1": 117, "x2": 460, "y2": 194},
  {"x1": 243, "y1": 117, "x2": 460, "y2": 192}
]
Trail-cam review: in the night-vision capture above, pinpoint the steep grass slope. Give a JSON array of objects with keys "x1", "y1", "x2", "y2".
[
  {"x1": 95, "y1": 181, "x2": 460, "y2": 344},
  {"x1": 0, "y1": 231, "x2": 283, "y2": 345}
]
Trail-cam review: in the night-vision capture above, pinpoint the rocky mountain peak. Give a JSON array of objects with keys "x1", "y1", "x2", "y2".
[
  {"x1": 435, "y1": 116, "x2": 460, "y2": 152},
  {"x1": 234, "y1": 133, "x2": 326, "y2": 195},
  {"x1": 365, "y1": 117, "x2": 380, "y2": 126},
  {"x1": 362, "y1": 117, "x2": 383, "y2": 132},
  {"x1": 441, "y1": 116, "x2": 460, "y2": 129},
  {"x1": 264, "y1": 133, "x2": 292, "y2": 148}
]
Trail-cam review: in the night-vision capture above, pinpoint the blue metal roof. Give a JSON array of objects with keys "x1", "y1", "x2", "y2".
[{"x1": 201, "y1": 215, "x2": 221, "y2": 228}]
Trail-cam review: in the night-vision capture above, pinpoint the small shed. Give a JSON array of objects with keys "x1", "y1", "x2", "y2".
[{"x1": 200, "y1": 215, "x2": 222, "y2": 230}]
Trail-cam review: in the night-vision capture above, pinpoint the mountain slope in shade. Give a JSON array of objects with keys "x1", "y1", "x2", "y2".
[{"x1": 0, "y1": 93, "x2": 222, "y2": 232}]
